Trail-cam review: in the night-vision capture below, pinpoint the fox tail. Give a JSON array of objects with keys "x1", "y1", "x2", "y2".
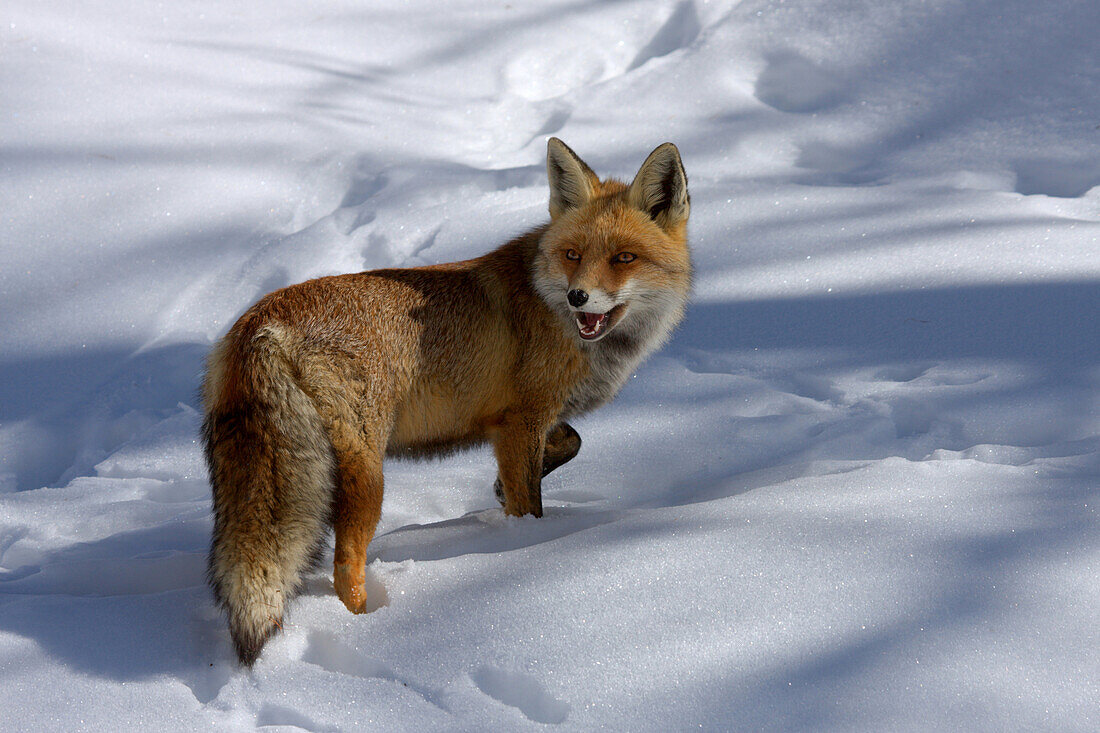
[{"x1": 201, "y1": 325, "x2": 335, "y2": 666}]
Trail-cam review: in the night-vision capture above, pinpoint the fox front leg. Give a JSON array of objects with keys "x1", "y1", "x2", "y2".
[
  {"x1": 494, "y1": 421, "x2": 581, "y2": 507},
  {"x1": 492, "y1": 413, "x2": 555, "y2": 517}
]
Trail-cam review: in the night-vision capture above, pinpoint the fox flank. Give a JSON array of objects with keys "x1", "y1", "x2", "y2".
[{"x1": 202, "y1": 138, "x2": 692, "y2": 665}]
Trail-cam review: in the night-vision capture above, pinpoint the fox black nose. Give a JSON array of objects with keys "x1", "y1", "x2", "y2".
[{"x1": 567, "y1": 289, "x2": 589, "y2": 308}]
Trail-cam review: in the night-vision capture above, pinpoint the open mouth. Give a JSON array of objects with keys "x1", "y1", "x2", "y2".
[{"x1": 573, "y1": 305, "x2": 625, "y2": 341}]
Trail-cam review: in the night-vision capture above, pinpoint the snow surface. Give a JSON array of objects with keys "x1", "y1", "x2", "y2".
[{"x1": 2, "y1": 0, "x2": 1099, "y2": 730}]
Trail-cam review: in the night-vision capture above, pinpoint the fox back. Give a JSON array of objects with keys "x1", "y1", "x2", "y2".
[{"x1": 202, "y1": 138, "x2": 691, "y2": 665}]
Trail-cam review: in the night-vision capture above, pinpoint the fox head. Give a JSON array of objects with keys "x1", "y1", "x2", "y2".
[{"x1": 533, "y1": 138, "x2": 692, "y2": 348}]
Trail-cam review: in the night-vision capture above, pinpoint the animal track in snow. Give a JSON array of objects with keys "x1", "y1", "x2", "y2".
[
  {"x1": 372, "y1": 507, "x2": 622, "y2": 563},
  {"x1": 333, "y1": 206, "x2": 376, "y2": 237},
  {"x1": 795, "y1": 140, "x2": 882, "y2": 186},
  {"x1": 1013, "y1": 158, "x2": 1100, "y2": 198},
  {"x1": 181, "y1": 615, "x2": 233, "y2": 705},
  {"x1": 471, "y1": 666, "x2": 570, "y2": 724},
  {"x1": 548, "y1": 488, "x2": 606, "y2": 505},
  {"x1": 754, "y1": 51, "x2": 844, "y2": 113},
  {"x1": 628, "y1": 1, "x2": 701, "y2": 71},
  {"x1": 873, "y1": 364, "x2": 933, "y2": 383},
  {"x1": 334, "y1": 168, "x2": 387, "y2": 235},
  {"x1": 886, "y1": 397, "x2": 938, "y2": 440},
  {"x1": 926, "y1": 371, "x2": 991, "y2": 387},
  {"x1": 927, "y1": 438, "x2": 1100, "y2": 467},
  {"x1": 530, "y1": 106, "x2": 572, "y2": 142},
  {"x1": 0, "y1": 527, "x2": 29, "y2": 571},
  {"x1": 0, "y1": 552, "x2": 205, "y2": 596},
  {"x1": 784, "y1": 372, "x2": 844, "y2": 404},
  {"x1": 301, "y1": 630, "x2": 393, "y2": 679},
  {"x1": 339, "y1": 169, "x2": 388, "y2": 210},
  {"x1": 255, "y1": 703, "x2": 340, "y2": 732},
  {"x1": 300, "y1": 631, "x2": 448, "y2": 712},
  {"x1": 504, "y1": 50, "x2": 604, "y2": 102},
  {"x1": 891, "y1": 365, "x2": 992, "y2": 388}
]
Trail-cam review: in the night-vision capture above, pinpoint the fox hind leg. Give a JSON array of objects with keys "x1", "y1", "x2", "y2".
[
  {"x1": 329, "y1": 422, "x2": 385, "y2": 614},
  {"x1": 542, "y1": 422, "x2": 582, "y2": 476}
]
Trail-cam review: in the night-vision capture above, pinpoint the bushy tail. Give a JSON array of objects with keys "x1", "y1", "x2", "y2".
[{"x1": 202, "y1": 326, "x2": 335, "y2": 666}]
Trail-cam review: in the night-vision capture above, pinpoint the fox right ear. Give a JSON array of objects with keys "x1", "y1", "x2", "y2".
[
  {"x1": 547, "y1": 138, "x2": 599, "y2": 219},
  {"x1": 628, "y1": 142, "x2": 690, "y2": 232}
]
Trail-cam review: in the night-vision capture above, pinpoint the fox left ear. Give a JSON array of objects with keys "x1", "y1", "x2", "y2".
[
  {"x1": 547, "y1": 138, "x2": 599, "y2": 219},
  {"x1": 628, "y1": 143, "x2": 690, "y2": 231}
]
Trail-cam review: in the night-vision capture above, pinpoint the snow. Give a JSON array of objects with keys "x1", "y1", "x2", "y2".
[{"x1": 2, "y1": 0, "x2": 1098, "y2": 730}]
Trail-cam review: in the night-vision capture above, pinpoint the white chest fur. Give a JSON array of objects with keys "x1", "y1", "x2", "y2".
[{"x1": 562, "y1": 301, "x2": 684, "y2": 418}]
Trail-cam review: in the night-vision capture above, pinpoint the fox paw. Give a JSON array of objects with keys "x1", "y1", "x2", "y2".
[{"x1": 333, "y1": 563, "x2": 367, "y2": 614}]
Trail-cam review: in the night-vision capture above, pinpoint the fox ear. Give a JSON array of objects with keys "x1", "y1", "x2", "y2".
[
  {"x1": 628, "y1": 142, "x2": 689, "y2": 231},
  {"x1": 547, "y1": 138, "x2": 599, "y2": 219}
]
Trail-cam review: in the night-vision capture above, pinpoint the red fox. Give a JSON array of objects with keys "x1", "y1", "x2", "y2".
[{"x1": 202, "y1": 138, "x2": 692, "y2": 665}]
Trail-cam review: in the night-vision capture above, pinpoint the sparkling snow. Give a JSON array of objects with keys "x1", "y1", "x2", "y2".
[{"x1": 2, "y1": 1, "x2": 1098, "y2": 730}]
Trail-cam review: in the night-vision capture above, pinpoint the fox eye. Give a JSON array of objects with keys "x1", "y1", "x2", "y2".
[
  {"x1": 613, "y1": 252, "x2": 637, "y2": 264},
  {"x1": 565, "y1": 249, "x2": 581, "y2": 261}
]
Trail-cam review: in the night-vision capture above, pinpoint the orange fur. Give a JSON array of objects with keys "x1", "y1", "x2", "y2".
[{"x1": 202, "y1": 139, "x2": 692, "y2": 665}]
